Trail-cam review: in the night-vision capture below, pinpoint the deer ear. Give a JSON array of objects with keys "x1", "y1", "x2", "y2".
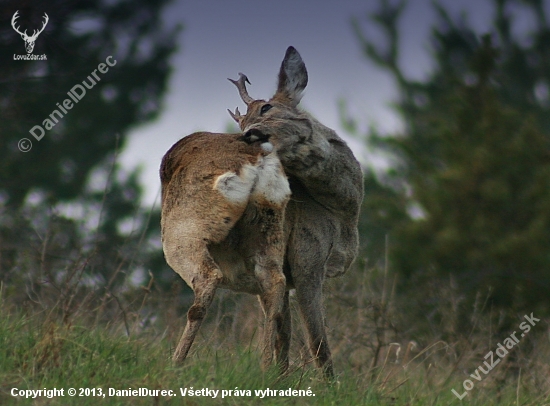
[{"x1": 275, "y1": 46, "x2": 308, "y2": 107}]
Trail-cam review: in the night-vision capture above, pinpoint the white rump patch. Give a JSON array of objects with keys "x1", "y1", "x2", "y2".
[
  {"x1": 214, "y1": 164, "x2": 258, "y2": 205},
  {"x1": 252, "y1": 154, "x2": 290, "y2": 205}
]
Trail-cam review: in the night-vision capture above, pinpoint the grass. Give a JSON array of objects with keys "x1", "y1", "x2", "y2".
[
  {"x1": 0, "y1": 248, "x2": 548, "y2": 405},
  {"x1": 0, "y1": 309, "x2": 373, "y2": 405},
  {"x1": 1, "y1": 302, "x2": 549, "y2": 406}
]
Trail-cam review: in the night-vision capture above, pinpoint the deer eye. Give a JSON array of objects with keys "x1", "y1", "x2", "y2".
[{"x1": 260, "y1": 104, "x2": 273, "y2": 115}]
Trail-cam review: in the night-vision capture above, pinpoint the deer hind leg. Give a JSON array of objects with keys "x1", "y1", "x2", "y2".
[
  {"x1": 165, "y1": 165, "x2": 261, "y2": 364},
  {"x1": 169, "y1": 239, "x2": 223, "y2": 365},
  {"x1": 295, "y1": 278, "x2": 334, "y2": 379}
]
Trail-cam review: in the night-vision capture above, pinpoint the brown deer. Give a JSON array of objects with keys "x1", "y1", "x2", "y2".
[{"x1": 160, "y1": 46, "x2": 363, "y2": 378}]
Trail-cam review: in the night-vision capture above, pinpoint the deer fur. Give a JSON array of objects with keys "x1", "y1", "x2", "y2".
[{"x1": 160, "y1": 46, "x2": 363, "y2": 378}]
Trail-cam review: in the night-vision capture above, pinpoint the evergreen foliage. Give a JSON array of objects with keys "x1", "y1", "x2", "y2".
[
  {"x1": 1, "y1": 0, "x2": 178, "y2": 208},
  {"x1": 0, "y1": 0, "x2": 178, "y2": 297},
  {"x1": 353, "y1": 0, "x2": 550, "y2": 315}
]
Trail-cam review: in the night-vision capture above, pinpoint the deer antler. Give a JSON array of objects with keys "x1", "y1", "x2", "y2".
[
  {"x1": 228, "y1": 73, "x2": 254, "y2": 105},
  {"x1": 227, "y1": 106, "x2": 242, "y2": 122}
]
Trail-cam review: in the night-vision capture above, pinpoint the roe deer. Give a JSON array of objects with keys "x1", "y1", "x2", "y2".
[
  {"x1": 161, "y1": 46, "x2": 363, "y2": 378},
  {"x1": 160, "y1": 131, "x2": 290, "y2": 371}
]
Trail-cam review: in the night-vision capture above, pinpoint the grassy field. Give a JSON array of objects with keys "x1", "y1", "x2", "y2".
[{"x1": 1, "y1": 283, "x2": 549, "y2": 406}]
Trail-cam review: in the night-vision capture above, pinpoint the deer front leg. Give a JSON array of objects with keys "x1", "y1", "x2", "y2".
[
  {"x1": 252, "y1": 204, "x2": 287, "y2": 371},
  {"x1": 257, "y1": 269, "x2": 286, "y2": 370},
  {"x1": 248, "y1": 152, "x2": 290, "y2": 370},
  {"x1": 254, "y1": 229, "x2": 286, "y2": 370},
  {"x1": 274, "y1": 291, "x2": 291, "y2": 373},
  {"x1": 295, "y1": 276, "x2": 334, "y2": 380}
]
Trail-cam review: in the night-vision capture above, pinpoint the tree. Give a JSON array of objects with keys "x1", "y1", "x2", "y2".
[
  {"x1": 0, "y1": 0, "x2": 178, "y2": 300},
  {"x1": 1, "y1": 0, "x2": 178, "y2": 208},
  {"x1": 352, "y1": 0, "x2": 550, "y2": 319}
]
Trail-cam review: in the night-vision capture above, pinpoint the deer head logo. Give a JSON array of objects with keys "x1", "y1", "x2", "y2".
[{"x1": 11, "y1": 11, "x2": 49, "y2": 54}]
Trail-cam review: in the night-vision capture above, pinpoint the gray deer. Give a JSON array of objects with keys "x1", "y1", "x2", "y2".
[{"x1": 160, "y1": 46, "x2": 363, "y2": 378}]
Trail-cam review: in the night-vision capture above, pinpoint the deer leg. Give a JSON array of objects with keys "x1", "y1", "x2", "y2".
[
  {"x1": 246, "y1": 153, "x2": 290, "y2": 371},
  {"x1": 295, "y1": 279, "x2": 334, "y2": 379},
  {"x1": 251, "y1": 203, "x2": 287, "y2": 370},
  {"x1": 256, "y1": 257, "x2": 286, "y2": 370},
  {"x1": 171, "y1": 242, "x2": 222, "y2": 365},
  {"x1": 275, "y1": 291, "x2": 291, "y2": 373}
]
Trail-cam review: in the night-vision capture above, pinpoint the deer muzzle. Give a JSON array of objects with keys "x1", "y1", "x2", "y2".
[{"x1": 241, "y1": 128, "x2": 270, "y2": 144}]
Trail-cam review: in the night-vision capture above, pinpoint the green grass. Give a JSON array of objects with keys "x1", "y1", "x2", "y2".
[
  {"x1": 0, "y1": 310, "x2": 372, "y2": 405},
  {"x1": 1, "y1": 309, "x2": 548, "y2": 405}
]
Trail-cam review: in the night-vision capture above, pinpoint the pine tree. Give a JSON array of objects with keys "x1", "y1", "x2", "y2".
[
  {"x1": 0, "y1": 0, "x2": 178, "y2": 300},
  {"x1": 0, "y1": 0, "x2": 178, "y2": 207},
  {"x1": 352, "y1": 0, "x2": 550, "y2": 317}
]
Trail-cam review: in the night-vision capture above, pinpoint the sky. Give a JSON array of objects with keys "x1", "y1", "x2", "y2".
[{"x1": 117, "y1": 0, "x2": 538, "y2": 207}]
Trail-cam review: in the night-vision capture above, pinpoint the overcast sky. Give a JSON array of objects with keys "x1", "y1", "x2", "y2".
[{"x1": 118, "y1": 0, "x2": 541, "y2": 207}]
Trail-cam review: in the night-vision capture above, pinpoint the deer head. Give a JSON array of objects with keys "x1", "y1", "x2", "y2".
[
  {"x1": 12, "y1": 11, "x2": 49, "y2": 54},
  {"x1": 227, "y1": 47, "x2": 308, "y2": 131}
]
